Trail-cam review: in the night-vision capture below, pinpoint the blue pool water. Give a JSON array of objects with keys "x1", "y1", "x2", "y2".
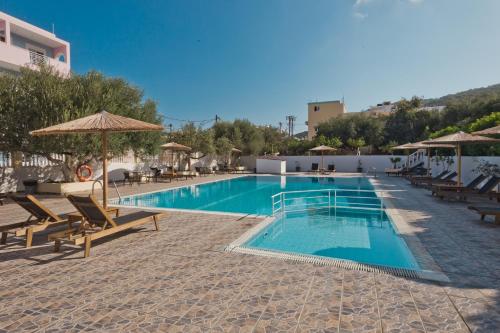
[
  {"x1": 114, "y1": 175, "x2": 419, "y2": 269},
  {"x1": 246, "y1": 209, "x2": 419, "y2": 270},
  {"x1": 114, "y1": 175, "x2": 377, "y2": 215}
]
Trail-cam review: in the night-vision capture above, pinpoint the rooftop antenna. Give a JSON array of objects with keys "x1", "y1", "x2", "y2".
[{"x1": 52, "y1": 23, "x2": 55, "y2": 34}]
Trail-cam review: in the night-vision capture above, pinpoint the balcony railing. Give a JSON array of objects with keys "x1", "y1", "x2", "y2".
[{"x1": 29, "y1": 50, "x2": 49, "y2": 66}]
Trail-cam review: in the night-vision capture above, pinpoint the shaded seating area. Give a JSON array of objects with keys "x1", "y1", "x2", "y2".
[
  {"x1": 0, "y1": 195, "x2": 73, "y2": 247},
  {"x1": 431, "y1": 174, "x2": 487, "y2": 199},
  {"x1": 49, "y1": 195, "x2": 163, "y2": 258}
]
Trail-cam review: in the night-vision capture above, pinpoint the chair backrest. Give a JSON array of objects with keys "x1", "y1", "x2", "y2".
[
  {"x1": 443, "y1": 171, "x2": 457, "y2": 180},
  {"x1": 12, "y1": 195, "x2": 62, "y2": 222},
  {"x1": 433, "y1": 170, "x2": 449, "y2": 180},
  {"x1": 328, "y1": 164, "x2": 335, "y2": 171},
  {"x1": 478, "y1": 176, "x2": 500, "y2": 194},
  {"x1": 312, "y1": 163, "x2": 319, "y2": 171},
  {"x1": 66, "y1": 195, "x2": 116, "y2": 228},
  {"x1": 466, "y1": 174, "x2": 487, "y2": 190},
  {"x1": 123, "y1": 171, "x2": 130, "y2": 179}
]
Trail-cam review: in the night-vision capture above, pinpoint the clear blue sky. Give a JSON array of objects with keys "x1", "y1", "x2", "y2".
[{"x1": 2, "y1": 0, "x2": 500, "y2": 133}]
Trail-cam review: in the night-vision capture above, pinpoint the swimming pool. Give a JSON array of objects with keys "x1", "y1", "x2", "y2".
[
  {"x1": 244, "y1": 208, "x2": 420, "y2": 270},
  {"x1": 114, "y1": 175, "x2": 420, "y2": 270},
  {"x1": 113, "y1": 175, "x2": 377, "y2": 215}
]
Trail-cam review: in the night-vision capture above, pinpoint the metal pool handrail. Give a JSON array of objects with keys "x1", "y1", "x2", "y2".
[{"x1": 271, "y1": 188, "x2": 385, "y2": 216}]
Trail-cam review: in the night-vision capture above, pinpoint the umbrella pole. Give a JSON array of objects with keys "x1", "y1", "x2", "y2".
[
  {"x1": 102, "y1": 131, "x2": 108, "y2": 209},
  {"x1": 457, "y1": 144, "x2": 462, "y2": 186},
  {"x1": 321, "y1": 151, "x2": 324, "y2": 171},
  {"x1": 406, "y1": 150, "x2": 410, "y2": 173},
  {"x1": 427, "y1": 148, "x2": 431, "y2": 176}
]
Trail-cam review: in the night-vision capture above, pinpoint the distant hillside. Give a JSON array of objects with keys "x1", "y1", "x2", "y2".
[
  {"x1": 424, "y1": 83, "x2": 500, "y2": 106},
  {"x1": 293, "y1": 130, "x2": 308, "y2": 139}
]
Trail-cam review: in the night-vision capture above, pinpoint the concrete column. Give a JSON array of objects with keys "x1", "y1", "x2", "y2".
[{"x1": 5, "y1": 21, "x2": 10, "y2": 45}]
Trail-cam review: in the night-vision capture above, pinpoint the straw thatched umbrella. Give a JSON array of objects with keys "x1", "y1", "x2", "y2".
[
  {"x1": 472, "y1": 125, "x2": 500, "y2": 136},
  {"x1": 309, "y1": 145, "x2": 337, "y2": 171},
  {"x1": 423, "y1": 131, "x2": 499, "y2": 185},
  {"x1": 160, "y1": 142, "x2": 192, "y2": 170},
  {"x1": 30, "y1": 111, "x2": 164, "y2": 208}
]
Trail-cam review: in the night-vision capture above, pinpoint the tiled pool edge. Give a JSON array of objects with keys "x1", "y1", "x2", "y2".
[
  {"x1": 225, "y1": 214, "x2": 449, "y2": 283},
  {"x1": 369, "y1": 177, "x2": 448, "y2": 279}
]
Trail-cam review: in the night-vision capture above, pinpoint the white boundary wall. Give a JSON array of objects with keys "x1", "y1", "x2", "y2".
[
  {"x1": 2, "y1": 154, "x2": 499, "y2": 193},
  {"x1": 256, "y1": 159, "x2": 286, "y2": 174},
  {"x1": 240, "y1": 155, "x2": 500, "y2": 184}
]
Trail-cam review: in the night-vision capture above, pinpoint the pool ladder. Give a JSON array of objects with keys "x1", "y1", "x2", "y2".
[{"x1": 91, "y1": 179, "x2": 122, "y2": 202}]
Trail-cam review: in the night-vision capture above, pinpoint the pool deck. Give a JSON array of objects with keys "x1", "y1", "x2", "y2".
[{"x1": 1, "y1": 173, "x2": 500, "y2": 332}]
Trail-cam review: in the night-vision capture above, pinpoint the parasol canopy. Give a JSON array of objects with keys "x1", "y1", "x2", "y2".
[
  {"x1": 160, "y1": 142, "x2": 192, "y2": 151},
  {"x1": 472, "y1": 125, "x2": 500, "y2": 136},
  {"x1": 30, "y1": 111, "x2": 163, "y2": 135},
  {"x1": 390, "y1": 143, "x2": 414, "y2": 150},
  {"x1": 30, "y1": 111, "x2": 164, "y2": 208},
  {"x1": 423, "y1": 131, "x2": 499, "y2": 185},
  {"x1": 423, "y1": 131, "x2": 499, "y2": 145},
  {"x1": 231, "y1": 148, "x2": 242, "y2": 153},
  {"x1": 309, "y1": 145, "x2": 337, "y2": 152}
]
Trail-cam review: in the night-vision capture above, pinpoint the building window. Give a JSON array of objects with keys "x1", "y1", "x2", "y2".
[
  {"x1": 0, "y1": 32, "x2": 5, "y2": 43},
  {"x1": 314, "y1": 106, "x2": 320, "y2": 112}
]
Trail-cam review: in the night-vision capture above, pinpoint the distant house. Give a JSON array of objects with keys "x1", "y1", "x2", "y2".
[
  {"x1": 0, "y1": 11, "x2": 70, "y2": 76},
  {"x1": 307, "y1": 100, "x2": 347, "y2": 140},
  {"x1": 360, "y1": 102, "x2": 445, "y2": 117}
]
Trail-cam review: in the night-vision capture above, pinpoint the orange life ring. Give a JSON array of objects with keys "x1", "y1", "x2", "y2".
[{"x1": 76, "y1": 164, "x2": 93, "y2": 182}]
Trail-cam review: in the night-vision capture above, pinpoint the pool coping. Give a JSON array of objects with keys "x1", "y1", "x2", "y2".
[{"x1": 369, "y1": 177, "x2": 447, "y2": 276}]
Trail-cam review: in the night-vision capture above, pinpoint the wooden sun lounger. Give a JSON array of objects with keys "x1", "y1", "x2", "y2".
[
  {"x1": 0, "y1": 195, "x2": 75, "y2": 247},
  {"x1": 432, "y1": 174, "x2": 487, "y2": 200},
  {"x1": 409, "y1": 170, "x2": 448, "y2": 184},
  {"x1": 462, "y1": 176, "x2": 500, "y2": 202},
  {"x1": 414, "y1": 171, "x2": 457, "y2": 188},
  {"x1": 385, "y1": 168, "x2": 403, "y2": 176},
  {"x1": 468, "y1": 206, "x2": 500, "y2": 224},
  {"x1": 435, "y1": 176, "x2": 500, "y2": 202},
  {"x1": 48, "y1": 195, "x2": 163, "y2": 258}
]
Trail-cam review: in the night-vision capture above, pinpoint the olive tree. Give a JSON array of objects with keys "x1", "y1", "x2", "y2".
[{"x1": 0, "y1": 66, "x2": 163, "y2": 181}]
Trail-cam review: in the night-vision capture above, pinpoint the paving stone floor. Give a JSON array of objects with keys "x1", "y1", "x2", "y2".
[{"x1": 1, "y1": 174, "x2": 499, "y2": 332}]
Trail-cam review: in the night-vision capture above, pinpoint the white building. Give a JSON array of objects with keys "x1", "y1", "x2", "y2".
[{"x1": 0, "y1": 11, "x2": 70, "y2": 75}]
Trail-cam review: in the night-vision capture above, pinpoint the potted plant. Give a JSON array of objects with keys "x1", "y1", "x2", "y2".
[
  {"x1": 389, "y1": 157, "x2": 401, "y2": 169},
  {"x1": 473, "y1": 159, "x2": 500, "y2": 177}
]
